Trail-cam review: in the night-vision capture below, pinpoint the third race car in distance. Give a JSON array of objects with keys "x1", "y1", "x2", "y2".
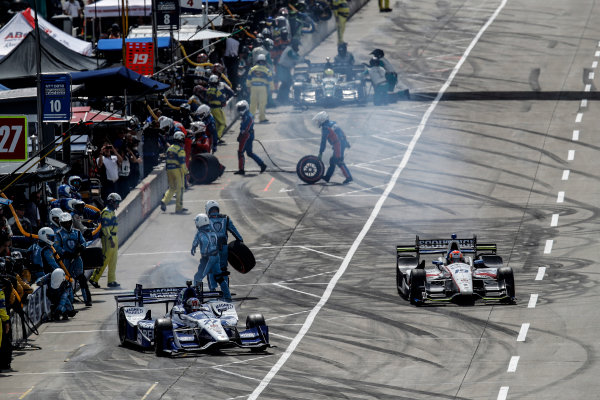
[{"x1": 395, "y1": 234, "x2": 516, "y2": 306}]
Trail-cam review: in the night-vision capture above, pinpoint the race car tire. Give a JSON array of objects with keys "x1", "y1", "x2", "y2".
[
  {"x1": 497, "y1": 267, "x2": 516, "y2": 300},
  {"x1": 82, "y1": 247, "x2": 104, "y2": 270},
  {"x1": 118, "y1": 307, "x2": 127, "y2": 345},
  {"x1": 190, "y1": 153, "x2": 221, "y2": 184},
  {"x1": 228, "y1": 240, "x2": 256, "y2": 274},
  {"x1": 296, "y1": 155, "x2": 325, "y2": 184},
  {"x1": 409, "y1": 269, "x2": 426, "y2": 306},
  {"x1": 246, "y1": 313, "x2": 266, "y2": 329},
  {"x1": 154, "y1": 318, "x2": 173, "y2": 357}
]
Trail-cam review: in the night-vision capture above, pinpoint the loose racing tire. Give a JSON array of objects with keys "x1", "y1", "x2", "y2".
[
  {"x1": 154, "y1": 318, "x2": 173, "y2": 357},
  {"x1": 246, "y1": 313, "x2": 266, "y2": 329},
  {"x1": 296, "y1": 155, "x2": 325, "y2": 184},
  {"x1": 82, "y1": 247, "x2": 104, "y2": 270},
  {"x1": 118, "y1": 307, "x2": 127, "y2": 345},
  {"x1": 497, "y1": 267, "x2": 516, "y2": 300},
  {"x1": 409, "y1": 269, "x2": 426, "y2": 306},
  {"x1": 190, "y1": 153, "x2": 222, "y2": 184},
  {"x1": 228, "y1": 240, "x2": 256, "y2": 274}
]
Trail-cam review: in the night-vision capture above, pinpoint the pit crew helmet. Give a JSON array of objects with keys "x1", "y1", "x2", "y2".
[
  {"x1": 68, "y1": 199, "x2": 85, "y2": 215},
  {"x1": 68, "y1": 175, "x2": 82, "y2": 190},
  {"x1": 209, "y1": 74, "x2": 219, "y2": 84},
  {"x1": 38, "y1": 227, "x2": 55, "y2": 246},
  {"x1": 197, "y1": 104, "x2": 211, "y2": 118},
  {"x1": 51, "y1": 268, "x2": 66, "y2": 290},
  {"x1": 49, "y1": 208, "x2": 64, "y2": 228},
  {"x1": 194, "y1": 213, "x2": 210, "y2": 229},
  {"x1": 173, "y1": 131, "x2": 186, "y2": 142},
  {"x1": 205, "y1": 200, "x2": 220, "y2": 215},
  {"x1": 236, "y1": 100, "x2": 249, "y2": 113},
  {"x1": 158, "y1": 116, "x2": 174, "y2": 132},
  {"x1": 256, "y1": 53, "x2": 267, "y2": 63},
  {"x1": 189, "y1": 121, "x2": 206, "y2": 135},
  {"x1": 106, "y1": 192, "x2": 122, "y2": 209},
  {"x1": 312, "y1": 111, "x2": 329, "y2": 127},
  {"x1": 59, "y1": 213, "x2": 73, "y2": 232}
]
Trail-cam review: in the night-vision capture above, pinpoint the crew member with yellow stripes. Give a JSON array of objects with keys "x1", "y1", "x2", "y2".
[
  {"x1": 160, "y1": 132, "x2": 189, "y2": 214},
  {"x1": 0, "y1": 285, "x2": 11, "y2": 370},
  {"x1": 206, "y1": 75, "x2": 228, "y2": 141},
  {"x1": 247, "y1": 54, "x2": 274, "y2": 123},
  {"x1": 89, "y1": 193, "x2": 122, "y2": 288},
  {"x1": 332, "y1": 0, "x2": 350, "y2": 44}
]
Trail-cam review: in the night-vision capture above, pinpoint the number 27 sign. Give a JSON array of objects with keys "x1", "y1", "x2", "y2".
[{"x1": 0, "y1": 117, "x2": 28, "y2": 162}]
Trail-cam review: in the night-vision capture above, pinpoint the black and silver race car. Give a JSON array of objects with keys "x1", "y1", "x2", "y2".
[{"x1": 396, "y1": 234, "x2": 516, "y2": 305}]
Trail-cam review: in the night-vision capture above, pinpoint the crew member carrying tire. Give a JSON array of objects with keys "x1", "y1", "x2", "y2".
[{"x1": 313, "y1": 111, "x2": 353, "y2": 184}]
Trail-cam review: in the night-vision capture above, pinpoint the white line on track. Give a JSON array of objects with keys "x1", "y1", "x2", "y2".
[
  {"x1": 297, "y1": 246, "x2": 344, "y2": 260},
  {"x1": 593, "y1": 61, "x2": 598, "y2": 68},
  {"x1": 557, "y1": 191, "x2": 565, "y2": 203},
  {"x1": 528, "y1": 294, "x2": 539, "y2": 308},
  {"x1": 575, "y1": 113, "x2": 583, "y2": 122},
  {"x1": 585, "y1": 84, "x2": 592, "y2": 92},
  {"x1": 567, "y1": 150, "x2": 575, "y2": 160},
  {"x1": 544, "y1": 240, "x2": 553, "y2": 254},
  {"x1": 581, "y1": 99, "x2": 588, "y2": 108},
  {"x1": 497, "y1": 386, "x2": 509, "y2": 400},
  {"x1": 562, "y1": 170, "x2": 570, "y2": 180},
  {"x1": 45, "y1": 329, "x2": 116, "y2": 334},
  {"x1": 596, "y1": 51, "x2": 600, "y2": 57},
  {"x1": 507, "y1": 356, "x2": 520, "y2": 372},
  {"x1": 589, "y1": 72, "x2": 595, "y2": 80},
  {"x1": 247, "y1": 1, "x2": 510, "y2": 398},
  {"x1": 535, "y1": 267, "x2": 546, "y2": 281},
  {"x1": 213, "y1": 355, "x2": 273, "y2": 369},
  {"x1": 212, "y1": 367, "x2": 261, "y2": 381},
  {"x1": 335, "y1": 184, "x2": 387, "y2": 197},
  {"x1": 550, "y1": 214, "x2": 559, "y2": 227},
  {"x1": 266, "y1": 310, "x2": 311, "y2": 321},
  {"x1": 352, "y1": 164, "x2": 393, "y2": 175},
  {"x1": 269, "y1": 332, "x2": 294, "y2": 340},
  {"x1": 572, "y1": 130, "x2": 579, "y2": 140},
  {"x1": 272, "y1": 283, "x2": 321, "y2": 298},
  {"x1": 517, "y1": 323, "x2": 530, "y2": 342}
]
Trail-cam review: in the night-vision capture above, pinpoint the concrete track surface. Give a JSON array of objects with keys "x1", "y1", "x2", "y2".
[{"x1": 3, "y1": 0, "x2": 600, "y2": 399}]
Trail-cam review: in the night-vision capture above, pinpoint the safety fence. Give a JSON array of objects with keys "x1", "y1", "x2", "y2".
[{"x1": 10, "y1": 285, "x2": 51, "y2": 345}]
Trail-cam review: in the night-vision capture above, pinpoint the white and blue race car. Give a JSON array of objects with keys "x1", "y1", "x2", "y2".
[
  {"x1": 115, "y1": 282, "x2": 270, "y2": 356},
  {"x1": 396, "y1": 234, "x2": 516, "y2": 305}
]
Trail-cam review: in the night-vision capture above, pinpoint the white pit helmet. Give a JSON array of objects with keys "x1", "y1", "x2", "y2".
[
  {"x1": 59, "y1": 213, "x2": 73, "y2": 232},
  {"x1": 312, "y1": 111, "x2": 329, "y2": 127},
  {"x1": 205, "y1": 200, "x2": 220, "y2": 215},
  {"x1": 49, "y1": 208, "x2": 64, "y2": 227},
  {"x1": 197, "y1": 104, "x2": 211, "y2": 118},
  {"x1": 194, "y1": 213, "x2": 210, "y2": 229},
  {"x1": 209, "y1": 74, "x2": 219, "y2": 84},
  {"x1": 38, "y1": 227, "x2": 56, "y2": 246},
  {"x1": 256, "y1": 53, "x2": 267, "y2": 63},
  {"x1": 159, "y1": 116, "x2": 174, "y2": 131},
  {"x1": 236, "y1": 100, "x2": 249, "y2": 113},
  {"x1": 51, "y1": 268, "x2": 66, "y2": 290},
  {"x1": 189, "y1": 121, "x2": 206, "y2": 135},
  {"x1": 173, "y1": 131, "x2": 186, "y2": 141}
]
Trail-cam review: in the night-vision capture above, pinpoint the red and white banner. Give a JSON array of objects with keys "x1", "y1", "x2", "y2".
[{"x1": 0, "y1": 8, "x2": 93, "y2": 59}]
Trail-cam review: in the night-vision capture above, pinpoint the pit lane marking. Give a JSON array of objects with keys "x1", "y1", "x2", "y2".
[
  {"x1": 544, "y1": 240, "x2": 553, "y2": 254},
  {"x1": 507, "y1": 356, "x2": 520, "y2": 372},
  {"x1": 497, "y1": 386, "x2": 509, "y2": 400},
  {"x1": 213, "y1": 367, "x2": 261, "y2": 381},
  {"x1": 45, "y1": 329, "x2": 116, "y2": 334},
  {"x1": 589, "y1": 72, "x2": 595, "y2": 80},
  {"x1": 572, "y1": 130, "x2": 579, "y2": 140},
  {"x1": 272, "y1": 283, "x2": 321, "y2": 298},
  {"x1": 248, "y1": 0, "x2": 510, "y2": 396},
  {"x1": 562, "y1": 170, "x2": 569, "y2": 180},
  {"x1": 567, "y1": 150, "x2": 575, "y2": 161},
  {"x1": 585, "y1": 84, "x2": 591, "y2": 92},
  {"x1": 352, "y1": 164, "x2": 393, "y2": 175},
  {"x1": 270, "y1": 332, "x2": 294, "y2": 340},
  {"x1": 141, "y1": 382, "x2": 158, "y2": 400},
  {"x1": 593, "y1": 61, "x2": 598, "y2": 68},
  {"x1": 575, "y1": 113, "x2": 583, "y2": 122},
  {"x1": 517, "y1": 323, "x2": 530, "y2": 342},
  {"x1": 335, "y1": 184, "x2": 387, "y2": 197},
  {"x1": 263, "y1": 177, "x2": 275, "y2": 192},
  {"x1": 266, "y1": 310, "x2": 311, "y2": 321},
  {"x1": 296, "y1": 246, "x2": 344, "y2": 260},
  {"x1": 557, "y1": 191, "x2": 565, "y2": 203},
  {"x1": 535, "y1": 267, "x2": 546, "y2": 281},
  {"x1": 528, "y1": 294, "x2": 538, "y2": 308},
  {"x1": 550, "y1": 214, "x2": 559, "y2": 227},
  {"x1": 18, "y1": 386, "x2": 34, "y2": 399},
  {"x1": 596, "y1": 51, "x2": 600, "y2": 57},
  {"x1": 581, "y1": 99, "x2": 588, "y2": 108}
]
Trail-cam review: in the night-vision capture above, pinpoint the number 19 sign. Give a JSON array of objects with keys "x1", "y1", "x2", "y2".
[
  {"x1": 40, "y1": 74, "x2": 71, "y2": 123},
  {"x1": 0, "y1": 116, "x2": 28, "y2": 162}
]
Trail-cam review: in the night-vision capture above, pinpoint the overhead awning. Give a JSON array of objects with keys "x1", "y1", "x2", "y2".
[
  {"x1": 97, "y1": 36, "x2": 171, "y2": 51},
  {"x1": 0, "y1": 156, "x2": 69, "y2": 181},
  {"x1": 71, "y1": 67, "x2": 170, "y2": 96},
  {"x1": 83, "y1": 0, "x2": 152, "y2": 18},
  {"x1": 128, "y1": 26, "x2": 229, "y2": 42},
  {"x1": 70, "y1": 106, "x2": 128, "y2": 124}
]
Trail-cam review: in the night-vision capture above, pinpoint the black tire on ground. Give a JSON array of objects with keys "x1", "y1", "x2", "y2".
[
  {"x1": 82, "y1": 247, "x2": 103, "y2": 270},
  {"x1": 118, "y1": 307, "x2": 127, "y2": 345},
  {"x1": 190, "y1": 153, "x2": 221, "y2": 184},
  {"x1": 409, "y1": 269, "x2": 426, "y2": 306},
  {"x1": 227, "y1": 240, "x2": 256, "y2": 274},
  {"x1": 296, "y1": 155, "x2": 325, "y2": 184},
  {"x1": 246, "y1": 313, "x2": 266, "y2": 329},
  {"x1": 497, "y1": 267, "x2": 516, "y2": 299},
  {"x1": 154, "y1": 318, "x2": 173, "y2": 357}
]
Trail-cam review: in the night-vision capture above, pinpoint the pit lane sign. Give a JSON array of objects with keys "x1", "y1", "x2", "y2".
[
  {"x1": 40, "y1": 74, "x2": 71, "y2": 122},
  {"x1": 0, "y1": 116, "x2": 28, "y2": 162},
  {"x1": 156, "y1": 0, "x2": 180, "y2": 30},
  {"x1": 125, "y1": 42, "x2": 155, "y2": 76}
]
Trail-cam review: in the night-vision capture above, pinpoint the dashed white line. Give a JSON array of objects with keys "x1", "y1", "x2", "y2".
[
  {"x1": 585, "y1": 84, "x2": 592, "y2": 92},
  {"x1": 517, "y1": 323, "x2": 530, "y2": 342},
  {"x1": 581, "y1": 99, "x2": 588, "y2": 108},
  {"x1": 575, "y1": 113, "x2": 583, "y2": 122},
  {"x1": 593, "y1": 61, "x2": 599, "y2": 68},
  {"x1": 572, "y1": 130, "x2": 579, "y2": 141},
  {"x1": 567, "y1": 150, "x2": 575, "y2": 161},
  {"x1": 507, "y1": 356, "x2": 520, "y2": 372},
  {"x1": 544, "y1": 239, "x2": 553, "y2": 254},
  {"x1": 535, "y1": 267, "x2": 546, "y2": 281},
  {"x1": 557, "y1": 191, "x2": 565, "y2": 203},
  {"x1": 497, "y1": 386, "x2": 510, "y2": 400},
  {"x1": 550, "y1": 213, "x2": 559, "y2": 227},
  {"x1": 596, "y1": 51, "x2": 600, "y2": 57},
  {"x1": 528, "y1": 294, "x2": 539, "y2": 308},
  {"x1": 589, "y1": 72, "x2": 595, "y2": 80},
  {"x1": 562, "y1": 170, "x2": 570, "y2": 180}
]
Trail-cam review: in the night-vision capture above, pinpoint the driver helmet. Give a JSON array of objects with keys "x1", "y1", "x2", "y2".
[
  {"x1": 324, "y1": 68, "x2": 334, "y2": 77},
  {"x1": 448, "y1": 250, "x2": 464, "y2": 264},
  {"x1": 185, "y1": 297, "x2": 201, "y2": 313}
]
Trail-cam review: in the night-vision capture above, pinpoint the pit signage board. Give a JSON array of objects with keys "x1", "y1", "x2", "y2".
[
  {"x1": 41, "y1": 74, "x2": 71, "y2": 122},
  {"x1": 156, "y1": 0, "x2": 180, "y2": 30},
  {"x1": 125, "y1": 42, "x2": 155, "y2": 76},
  {"x1": 0, "y1": 116, "x2": 28, "y2": 162}
]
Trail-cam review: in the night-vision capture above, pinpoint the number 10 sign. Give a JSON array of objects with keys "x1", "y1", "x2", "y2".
[
  {"x1": 0, "y1": 116, "x2": 28, "y2": 162},
  {"x1": 40, "y1": 74, "x2": 71, "y2": 123}
]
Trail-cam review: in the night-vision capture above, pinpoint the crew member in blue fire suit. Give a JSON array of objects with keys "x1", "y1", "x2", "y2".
[
  {"x1": 205, "y1": 200, "x2": 243, "y2": 288},
  {"x1": 55, "y1": 213, "x2": 91, "y2": 306},
  {"x1": 313, "y1": 111, "x2": 353, "y2": 184},
  {"x1": 191, "y1": 214, "x2": 231, "y2": 301},
  {"x1": 57, "y1": 176, "x2": 83, "y2": 200},
  {"x1": 30, "y1": 227, "x2": 61, "y2": 280}
]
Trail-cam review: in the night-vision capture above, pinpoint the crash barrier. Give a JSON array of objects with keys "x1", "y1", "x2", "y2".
[
  {"x1": 221, "y1": 0, "x2": 371, "y2": 134},
  {"x1": 11, "y1": 285, "x2": 51, "y2": 345}
]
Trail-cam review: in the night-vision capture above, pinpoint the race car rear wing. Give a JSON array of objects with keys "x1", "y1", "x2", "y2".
[
  {"x1": 115, "y1": 282, "x2": 223, "y2": 309},
  {"x1": 294, "y1": 62, "x2": 364, "y2": 76},
  {"x1": 396, "y1": 234, "x2": 497, "y2": 258}
]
